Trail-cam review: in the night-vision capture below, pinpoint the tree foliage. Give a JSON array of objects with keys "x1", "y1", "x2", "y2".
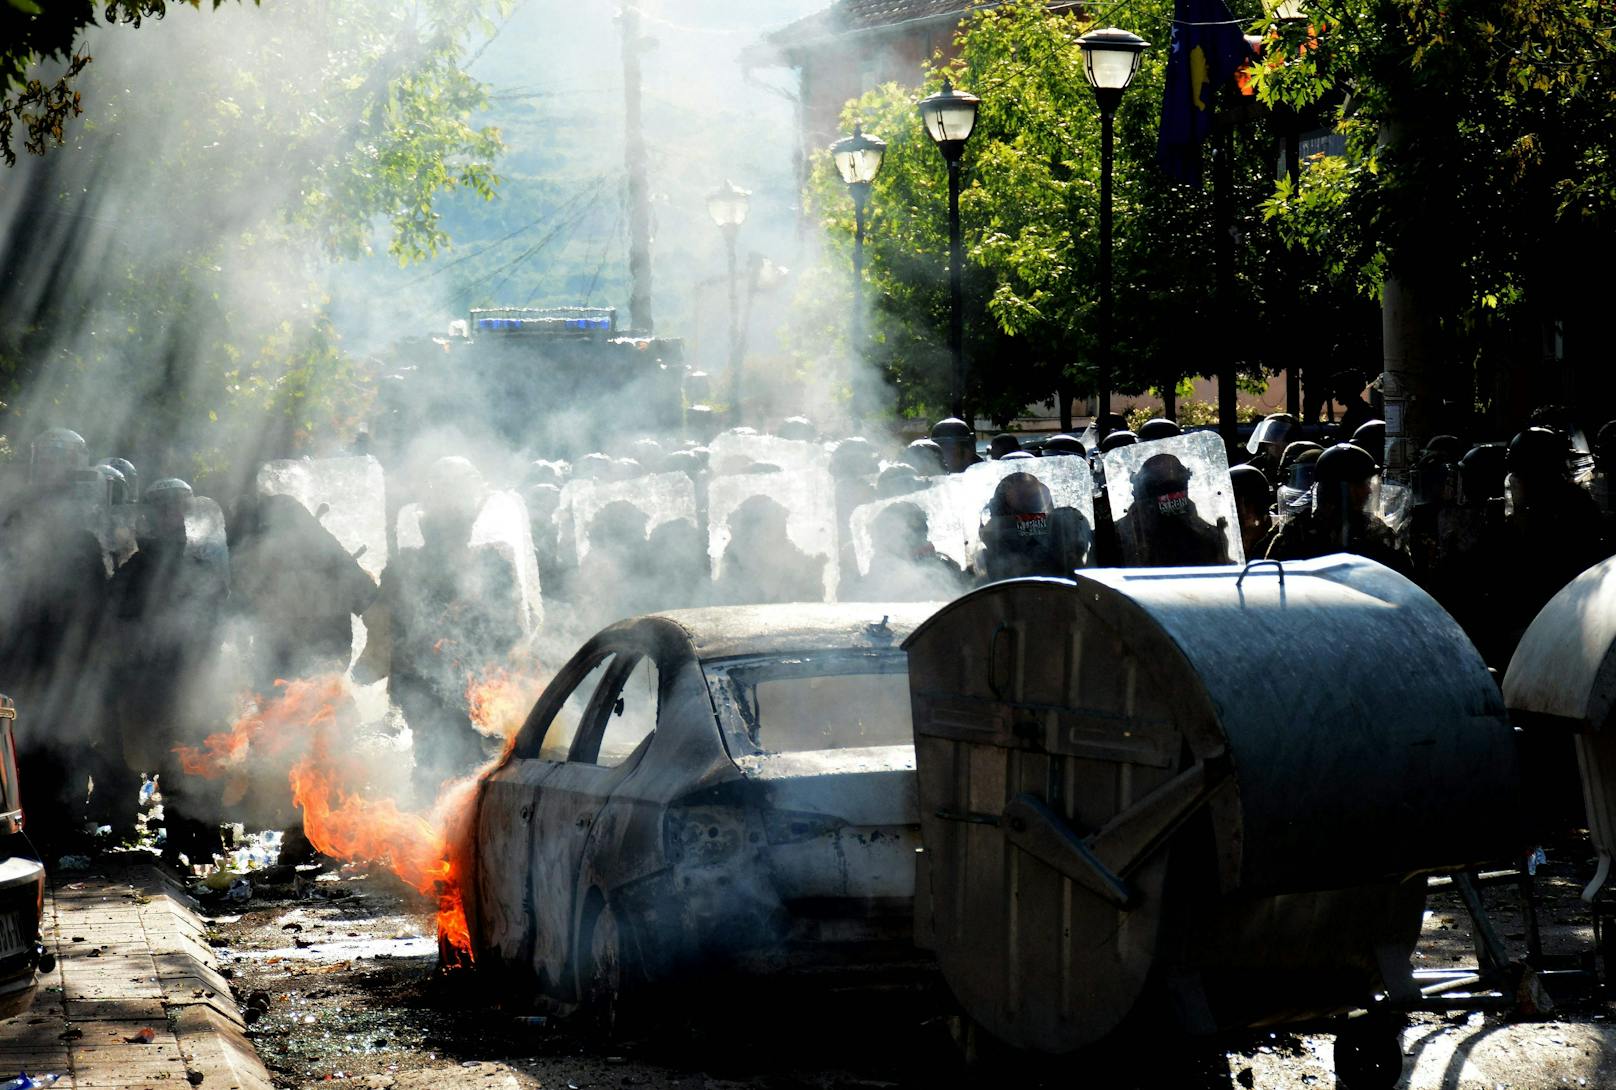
[
  {"x1": 0, "y1": 0, "x2": 507, "y2": 484},
  {"x1": 1247, "y1": 0, "x2": 1616, "y2": 360},
  {"x1": 794, "y1": 0, "x2": 1375, "y2": 427}
]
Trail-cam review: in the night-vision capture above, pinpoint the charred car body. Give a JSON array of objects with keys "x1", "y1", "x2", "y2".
[{"x1": 463, "y1": 604, "x2": 938, "y2": 1011}]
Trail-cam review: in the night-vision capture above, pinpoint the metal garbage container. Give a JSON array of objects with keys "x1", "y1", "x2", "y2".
[
  {"x1": 1503, "y1": 555, "x2": 1616, "y2": 900},
  {"x1": 903, "y1": 554, "x2": 1521, "y2": 1057}
]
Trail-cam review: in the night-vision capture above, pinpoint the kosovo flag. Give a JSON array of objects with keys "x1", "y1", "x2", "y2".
[{"x1": 1158, "y1": 0, "x2": 1253, "y2": 182}]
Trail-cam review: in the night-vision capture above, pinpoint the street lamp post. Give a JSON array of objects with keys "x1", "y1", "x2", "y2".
[
  {"x1": 917, "y1": 79, "x2": 980, "y2": 420},
  {"x1": 1077, "y1": 27, "x2": 1149, "y2": 422},
  {"x1": 707, "y1": 179, "x2": 751, "y2": 422},
  {"x1": 830, "y1": 124, "x2": 887, "y2": 366}
]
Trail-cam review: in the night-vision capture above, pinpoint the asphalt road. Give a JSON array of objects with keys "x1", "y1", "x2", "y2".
[{"x1": 200, "y1": 853, "x2": 1616, "y2": 1090}]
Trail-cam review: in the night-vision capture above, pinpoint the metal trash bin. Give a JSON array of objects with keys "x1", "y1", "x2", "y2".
[
  {"x1": 903, "y1": 555, "x2": 1521, "y2": 1056},
  {"x1": 1503, "y1": 555, "x2": 1616, "y2": 900}
]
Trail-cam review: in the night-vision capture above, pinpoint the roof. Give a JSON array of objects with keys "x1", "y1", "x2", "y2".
[
  {"x1": 647, "y1": 602, "x2": 942, "y2": 660},
  {"x1": 756, "y1": 0, "x2": 1079, "y2": 62}
]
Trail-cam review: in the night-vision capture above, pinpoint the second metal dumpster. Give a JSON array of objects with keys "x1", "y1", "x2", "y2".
[
  {"x1": 1503, "y1": 554, "x2": 1616, "y2": 900},
  {"x1": 903, "y1": 554, "x2": 1522, "y2": 1056}
]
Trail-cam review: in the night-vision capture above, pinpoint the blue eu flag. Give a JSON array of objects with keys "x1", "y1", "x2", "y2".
[{"x1": 1158, "y1": 0, "x2": 1252, "y2": 182}]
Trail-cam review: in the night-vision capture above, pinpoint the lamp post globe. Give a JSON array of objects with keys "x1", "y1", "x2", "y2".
[
  {"x1": 917, "y1": 78, "x2": 981, "y2": 420},
  {"x1": 1077, "y1": 27, "x2": 1149, "y2": 116},
  {"x1": 831, "y1": 123, "x2": 886, "y2": 187},
  {"x1": 830, "y1": 124, "x2": 887, "y2": 368},
  {"x1": 706, "y1": 178, "x2": 751, "y2": 230},
  {"x1": 708, "y1": 180, "x2": 751, "y2": 423},
  {"x1": 1077, "y1": 27, "x2": 1148, "y2": 422}
]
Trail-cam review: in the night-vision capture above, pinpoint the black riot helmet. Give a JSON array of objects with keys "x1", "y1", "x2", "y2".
[
  {"x1": 876, "y1": 464, "x2": 925, "y2": 497},
  {"x1": 775, "y1": 416, "x2": 817, "y2": 442},
  {"x1": 1278, "y1": 440, "x2": 1323, "y2": 475},
  {"x1": 1131, "y1": 452, "x2": 1195, "y2": 513},
  {"x1": 1247, "y1": 413, "x2": 1298, "y2": 457},
  {"x1": 1424, "y1": 435, "x2": 1465, "y2": 462},
  {"x1": 1350, "y1": 419, "x2": 1387, "y2": 466},
  {"x1": 905, "y1": 438, "x2": 947, "y2": 475},
  {"x1": 1507, "y1": 427, "x2": 1569, "y2": 483},
  {"x1": 989, "y1": 433, "x2": 1022, "y2": 459},
  {"x1": 982, "y1": 472, "x2": 1056, "y2": 555},
  {"x1": 94, "y1": 463, "x2": 130, "y2": 506},
  {"x1": 1286, "y1": 448, "x2": 1323, "y2": 491},
  {"x1": 1229, "y1": 463, "x2": 1269, "y2": 507},
  {"x1": 141, "y1": 477, "x2": 194, "y2": 544},
  {"x1": 1042, "y1": 434, "x2": 1086, "y2": 458},
  {"x1": 1315, "y1": 442, "x2": 1378, "y2": 487},
  {"x1": 1457, "y1": 443, "x2": 1508, "y2": 506},
  {"x1": 98, "y1": 457, "x2": 139, "y2": 501},
  {"x1": 930, "y1": 417, "x2": 975, "y2": 472},
  {"x1": 1099, "y1": 430, "x2": 1138, "y2": 453},
  {"x1": 1137, "y1": 418, "x2": 1182, "y2": 442},
  {"x1": 830, "y1": 437, "x2": 880, "y2": 479},
  {"x1": 30, "y1": 427, "x2": 88, "y2": 484}
]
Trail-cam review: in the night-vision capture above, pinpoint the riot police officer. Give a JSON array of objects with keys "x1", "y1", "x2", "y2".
[
  {"x1": 0, "y1": 429, "x2": 111, "y2": 850},
  {"x1": 930, "y1": 418, "x2": 978, "y2": 474},
  {"x1": 1112, "y1": 453, "x2": 1231, "y2": 568},
  {"x1": 1266, "y1": 443, "x2": 1408, "y2": 573},
  {"x1": 977, "y1": 472, "x2": 1092, "y2": 581},
  {"x1": 358, "y1": 457, "x2": 525, "y2": 804},
  {"x1": 107, "y1": 478, "x2": 231, "y2": 862}
]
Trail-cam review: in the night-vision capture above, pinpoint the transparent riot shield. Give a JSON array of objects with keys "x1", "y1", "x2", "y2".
[
  {"x1": 707, "y1": 430, "x2": 829, "y2": 476},
  {"x1": 396, "y1": 490, "x2": 542, "y2": 634},
  {"x1": 708, "y1": 466, "x2": 838, "y2": 603},
  {"x1": 257, "y1": 456, "x2": 388, "y2": 579},
  {"x1": 1102, "y1": 431, "x2": 1244, "y2": 568},
  {"x1": 849, "y1": 456, "x2": 1096, "y2": 581},
  {"x1": 186, "y1": 495, "x2": 233, "y2": 594},
  {"x1": 558, "y1": 471, "x2": 698, "y2": 567}
]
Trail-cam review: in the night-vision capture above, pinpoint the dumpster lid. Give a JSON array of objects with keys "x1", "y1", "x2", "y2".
[{"x1": 1503, "y1": 555, "x2": 1616, "y2": 729}]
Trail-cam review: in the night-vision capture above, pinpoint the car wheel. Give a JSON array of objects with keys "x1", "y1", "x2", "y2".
[{"x1": 581, "y1": 903, "x2": 629, "y2": 1041}]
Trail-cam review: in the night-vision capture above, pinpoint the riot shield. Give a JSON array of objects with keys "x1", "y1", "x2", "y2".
[
  {"x1": 708, "y1": 466, "x2": 838, "y2": 603},
  {"x1": 707, "y1": 430, "x2": 829, "y2": 476},
  {"x1": 186, "y1": 495, "x2": 233, "y2": 597},
  {"x1": 395, "y1": 490, "x2": 542, "y2": 634},
  {"x1": 257, "y1": 456, "x2": 387, "y2": 579},
  {"x1": 848, "y1": 457, "x2": 1097, "y2": 579},
  {"x1": 557, "y1": 471, "x2": 698, "y2": 567},
  {"x1": 1102, "y1": 431, "x2": 1244, "y2": 568}
]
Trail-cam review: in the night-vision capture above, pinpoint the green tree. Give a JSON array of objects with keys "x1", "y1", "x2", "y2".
[
  {"x1": 1248, "y1": 0, "x2": 1616, "y2": 429},
  {"x1": 794, "y1": 0, "x2": 1373, "y2": 429},
  {"x1": 0, "y1": 0, "x2": 507, "y2": 485}
]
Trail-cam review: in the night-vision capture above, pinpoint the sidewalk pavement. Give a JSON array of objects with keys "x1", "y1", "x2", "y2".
[{"x1": 0, "y1": 859, "x2": 272, "y2": 1090}]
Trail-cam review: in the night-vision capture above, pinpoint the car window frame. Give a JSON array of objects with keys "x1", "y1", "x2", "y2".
[
  {"x1": 510, "y1": 647, "x2": 620, "y2": 761},
  {"x1": 700, "y1": 648, "x2": 911, "y2": 760},
  {"x1": 568, "y1": 651, "x2": 660, "y2": 767}
]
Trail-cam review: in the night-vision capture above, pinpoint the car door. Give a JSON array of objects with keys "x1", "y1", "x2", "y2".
[
  {"x1": 529, "y1": 646, "x2": 660, "y2": 996},
  {"x1": 472, "y1": 646, "x2": 618, "y2": 986}
]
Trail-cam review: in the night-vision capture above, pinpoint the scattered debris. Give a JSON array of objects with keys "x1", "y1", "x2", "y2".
[{"x1": 124, "y1": 1027, "x2": 157, "y2": 1044}]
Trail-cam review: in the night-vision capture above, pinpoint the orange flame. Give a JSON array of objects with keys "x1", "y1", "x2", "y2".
[
  {"x1": 466, "y1": 660, "x2": 548, "y2": 749},
  {"x1": 175, "y1": 676, "x2": 346, "y2": 778},
  {"x1": 174, "y1": 668, "x2": 538, "y2": 965}
]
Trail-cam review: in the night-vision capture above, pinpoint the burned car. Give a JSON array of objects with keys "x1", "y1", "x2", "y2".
[{"x1": 462, "y1": 603, "x2": 939, "y2": 1016}]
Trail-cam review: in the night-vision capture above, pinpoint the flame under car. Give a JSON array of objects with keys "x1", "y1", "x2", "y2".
[{"x1": 460, "y1": 603, "x2": 941, "y2": 1013}]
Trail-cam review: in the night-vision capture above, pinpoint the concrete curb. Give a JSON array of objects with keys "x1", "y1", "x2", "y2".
[
  {"x1": 26, "y1": 860, "x2": 277, "y2": 1090},
  {"x1": 126, "y1": 866, "x2": 275, "y2": 1090}
]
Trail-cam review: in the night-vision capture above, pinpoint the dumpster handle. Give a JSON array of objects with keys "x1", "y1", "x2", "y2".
[
  {"x1": 1236, "y1": 558, "x2": 1284, "y2": 589},
  {"x1": 988, "y1": 622, "x2": 1012, "y2": 699}
]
